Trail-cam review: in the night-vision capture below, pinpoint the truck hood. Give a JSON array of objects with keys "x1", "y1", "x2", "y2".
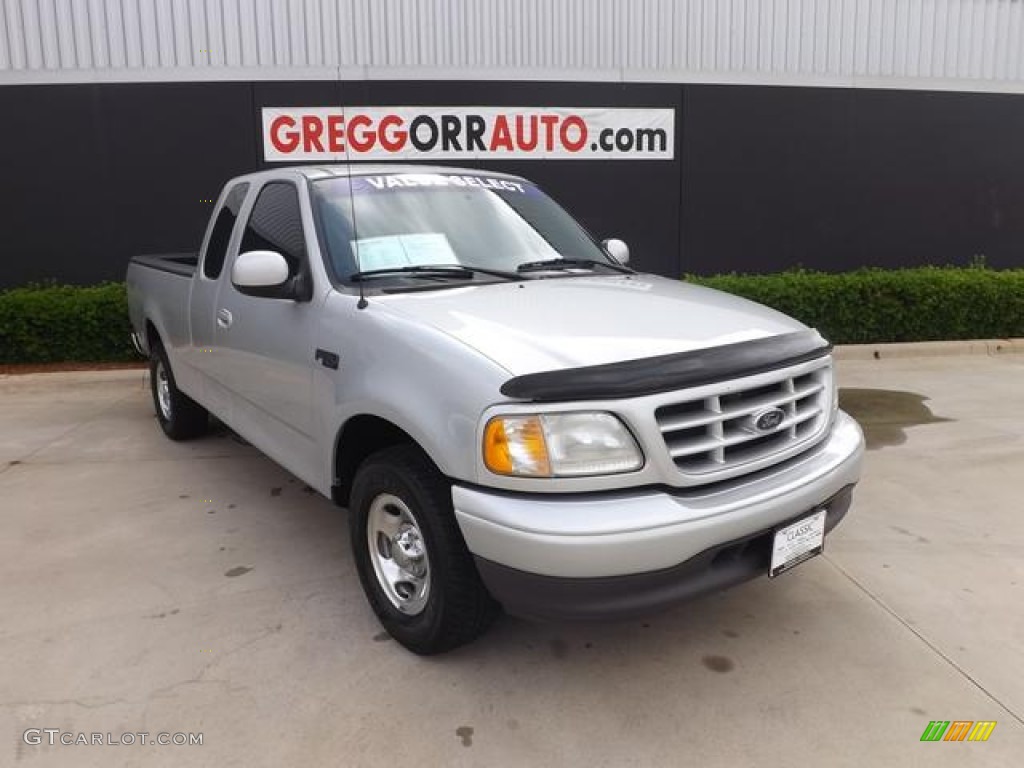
[{"x1": 376, "y1": 274, "x2": 812, "y2": 376}]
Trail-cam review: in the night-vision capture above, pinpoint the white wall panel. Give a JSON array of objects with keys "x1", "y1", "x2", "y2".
[{"x1": 5, "y1": 0, "x2": 1024, "y2": 93}]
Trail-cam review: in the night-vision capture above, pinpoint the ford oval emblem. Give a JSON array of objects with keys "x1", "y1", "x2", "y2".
[{"x1": 753, "y1": 407, "x2": 786, "y2": 433}]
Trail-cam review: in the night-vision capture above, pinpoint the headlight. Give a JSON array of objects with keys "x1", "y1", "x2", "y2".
[{"x1": 483, "y1": 412, "x2": 643, "y2": 477}]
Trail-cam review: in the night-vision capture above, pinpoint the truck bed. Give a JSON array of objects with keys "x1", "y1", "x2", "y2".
[{"x1": 126, "y1": 253, "x2": 199, "y2": 359}]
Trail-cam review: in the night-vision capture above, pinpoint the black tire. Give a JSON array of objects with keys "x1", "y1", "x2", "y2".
[
  {"x1": 349, "y1": 445, "x2": 499, "y2": 654},
  {"x1": 150, "y1": 340, "x2": 209, "y2": 441}
]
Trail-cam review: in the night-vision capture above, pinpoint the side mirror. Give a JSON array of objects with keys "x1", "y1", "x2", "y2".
[
  {"x1": 602, "y1": 238, "x2": 630, "y2": 265},
  {"x1": 232, "y1": 250, "x2": 306, "y2": 300},
  {"x1": 233, "y1": 250, "x2": 290, "y2": 288}
]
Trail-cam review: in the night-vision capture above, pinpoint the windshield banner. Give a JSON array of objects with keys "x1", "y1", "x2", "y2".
[{"x1": 262, "y1": 107, "x2": 674, "y2": 162}]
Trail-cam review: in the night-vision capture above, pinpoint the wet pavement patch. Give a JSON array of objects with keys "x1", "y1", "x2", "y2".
[
  {"x1": 838, "y1": 388, "x2": 952, "y2": 450},
  {"x1": 455, "y1": 726, "x2": 474, "y2": 747},
  {"x1": 701, "y1": 655, "x2": 735, "y2": 673},
  {"x1": 891, "y1": 525, "x2": 931, "y2": 544},
  {"x1": 146, "y1": 608, "x2": 180, "y2": 619}
]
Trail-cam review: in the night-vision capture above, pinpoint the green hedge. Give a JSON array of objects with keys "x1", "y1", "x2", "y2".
[
  {"x1": 1, "y1": 267, "x2": 1022, "y2": 363},
  {"x1": 689, "y1": 267, "x2": 1024, "y2": 344},
  {"x1": 0, "y1": 282, "x2": 137, "y2": 364}
]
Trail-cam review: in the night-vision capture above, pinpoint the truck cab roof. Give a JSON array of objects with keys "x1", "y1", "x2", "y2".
[{"x1": 231, "y1": 164, "x2": 530, "y2": 185}]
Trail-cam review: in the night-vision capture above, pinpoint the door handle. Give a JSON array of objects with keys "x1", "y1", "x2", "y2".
[{"x1": 216, "y1": 308, "x2": 233, "y2": 329}]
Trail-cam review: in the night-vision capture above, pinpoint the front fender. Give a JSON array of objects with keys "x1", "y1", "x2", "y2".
[{"x1": 317, "y1": 291, "x2": 514, "y2": 488}]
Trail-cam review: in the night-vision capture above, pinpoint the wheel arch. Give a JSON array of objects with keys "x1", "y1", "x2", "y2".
[
  {"x1": 144, "y1": 319, "x2": 161, "y2": 352},
  {"x1": 332, "y1": 414, "x2": 435, "y2": 508}
]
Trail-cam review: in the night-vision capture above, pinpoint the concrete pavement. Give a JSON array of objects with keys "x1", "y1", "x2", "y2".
[{"x1": 1, "y1": 357, "x2": 1022, "y2": 767}]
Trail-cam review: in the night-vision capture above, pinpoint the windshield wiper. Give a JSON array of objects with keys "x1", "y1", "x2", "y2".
[
  {"x1": 516, "y1": 258, "x2": 633, "y2": 274},
  {"x1": 350, "y1": 264, "x2": 519, "y2": 282},
  {"x1": 458, "y1": 264, "x2": 522, "y2": 280}
]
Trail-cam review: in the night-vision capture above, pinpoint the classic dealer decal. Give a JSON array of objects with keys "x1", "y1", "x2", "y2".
[{"x1": 262, "y1": 107, "x2": 674, "y2": 162}]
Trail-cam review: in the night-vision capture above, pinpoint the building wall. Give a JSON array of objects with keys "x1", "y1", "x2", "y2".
[
  {"x1": 2, "y1": 2, "x2": 1024, "y2": 287},
  {"x1": 5, "y1": 0, "x2": 1024, "y2": 92}
]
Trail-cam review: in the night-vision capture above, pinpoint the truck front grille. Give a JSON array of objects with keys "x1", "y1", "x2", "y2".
[{"x1": 654, "y1": 363, "x2": 832, "y2": 478}]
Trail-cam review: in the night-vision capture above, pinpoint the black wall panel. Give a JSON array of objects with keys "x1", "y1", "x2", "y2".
[
  {"x1": 848, "y1": 89, "x2": 1024, "y2": 270},
  {"x1": 682, "y1": 85, "x2": 859, "y2": 274},
  {"x1": 0, "y1": 81, "x2": 256, "y2": 287},
  {"x1": 98, "y1": 82, "x2": 257, "y2": 268},
  {"x1": 682, "y1": 85, "x2": 1024, "y2": 273},
  {"x1": 0, "y1": 85, "x2": 115, "y2": 286},
  {"x1": 0, "y1": 79, "x2": 1022, "y2": 288}
]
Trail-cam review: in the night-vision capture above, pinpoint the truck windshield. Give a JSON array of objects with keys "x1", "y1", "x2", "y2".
[{"x1": 311, "y1": 173, "x2": 619, "y2": 284}]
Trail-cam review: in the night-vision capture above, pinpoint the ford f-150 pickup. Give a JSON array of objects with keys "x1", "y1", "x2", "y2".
[{"x1": 127, "y1": 165, "x2": 864, "y2": 654}]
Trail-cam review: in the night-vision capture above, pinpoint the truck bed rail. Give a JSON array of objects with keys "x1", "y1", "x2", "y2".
[{"x1": 130, "y1": 253, "x2": 198, "y2": 278}]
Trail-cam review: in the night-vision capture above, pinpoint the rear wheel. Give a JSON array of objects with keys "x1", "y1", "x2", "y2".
[
  {"x1": 150, "y1": 341, "x2": 208, "y2": 441},
  {"x1": 349, "y1": 445, "x2": 498, "y2": 654}
]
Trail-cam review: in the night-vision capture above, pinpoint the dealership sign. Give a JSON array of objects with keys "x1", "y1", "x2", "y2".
[{"x1": 262, "y1": 107, "x2": 674, "y2": 162}]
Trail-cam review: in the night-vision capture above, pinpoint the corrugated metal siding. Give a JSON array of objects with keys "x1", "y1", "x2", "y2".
[{"x1": 4, "y1": 0, "x2": 1024, "y2": 91}]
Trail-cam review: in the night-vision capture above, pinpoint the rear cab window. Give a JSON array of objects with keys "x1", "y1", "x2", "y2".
[{"x1": 202, "y1": 183, "x2": 249, "y2": 279}]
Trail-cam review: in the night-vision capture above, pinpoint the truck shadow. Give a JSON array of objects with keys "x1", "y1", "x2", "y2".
[{"x1": 838, "y1": 388, "x2": 952, "y2": 450}]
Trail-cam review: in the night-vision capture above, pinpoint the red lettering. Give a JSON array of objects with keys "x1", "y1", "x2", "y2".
[
  {"x1": 515, "y1": 115, "x2": 538, "y2": 151},
  {"x1": 560, "y1": 115, "x2": 587, "y2": 152},
  {"x1": 348, "y1": 114, "x2": 376, "y2": 153},
  {"x1": 490, "y1": 115, "x2": 514, "y2": 152},
  {"x1": 269, "y1": 115, "x2": 299, "y2": 153},
  {"x1": 302, "y1": 116, "x2": 324, "y2": 152},
  {"x1": 327, "y1": 115, "x2": 345, "y2": 152},
  {"x1": 540, "y1": 115, "x2": 559, "y2": 152},
  {"x1": 378, "y1": 115, "x2": 407, "y2": 152}
]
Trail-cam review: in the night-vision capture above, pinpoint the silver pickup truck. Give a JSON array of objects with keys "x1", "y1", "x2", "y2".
[{"x1": 127, "y1": 165, "x2": 864, "y2": 654}]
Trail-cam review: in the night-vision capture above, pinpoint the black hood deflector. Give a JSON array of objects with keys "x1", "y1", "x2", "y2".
[{"x1": 499, "y1": 330, "x2": 831, "y2": 402}]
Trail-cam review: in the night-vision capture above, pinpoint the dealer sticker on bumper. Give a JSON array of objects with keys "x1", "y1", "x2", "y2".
[{"x1": 770, "y1": 509, "x2": 827, "y2": 577}]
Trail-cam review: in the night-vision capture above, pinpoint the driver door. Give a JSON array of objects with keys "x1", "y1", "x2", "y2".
[{"x1": 212, "y1": 180, "x2": 319, "y2": 481}]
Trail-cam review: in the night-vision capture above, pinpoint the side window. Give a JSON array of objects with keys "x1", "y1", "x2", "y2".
[
  {"x1": 202, "y1": 183, "x2": 249, "y2": 279},
  {"x1": 239, "y1": 182, "x2": 307, "y2": 273}
]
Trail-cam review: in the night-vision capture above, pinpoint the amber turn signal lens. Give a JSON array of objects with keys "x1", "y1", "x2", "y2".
[
  {"x1": 483, "y1": 418, "x2": 513, "y2": 474},
  {"x1": 483, "y1": 416, "x2": 551, "y2": 477}
]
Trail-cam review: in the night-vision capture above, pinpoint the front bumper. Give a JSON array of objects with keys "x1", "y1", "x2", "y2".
[{"x1": 453, "y1": 410, "x2": 864, "y2": 620}]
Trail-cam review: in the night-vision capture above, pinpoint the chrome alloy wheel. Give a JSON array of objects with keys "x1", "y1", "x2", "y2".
[
  {"x1": 366, "y1": 493, "x2": 431, "y2": 615},
  {"x1": 155, "y1": 360, "x2": 172, "y2": 421}
]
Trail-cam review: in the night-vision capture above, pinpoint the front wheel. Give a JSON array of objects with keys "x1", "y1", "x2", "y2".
[
  {"x1": 349, "y1": 445, "x2": 498, "y2": 654},
  {"x1": 150, "y1": 341, "x2": 208, "y2": 441}
]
